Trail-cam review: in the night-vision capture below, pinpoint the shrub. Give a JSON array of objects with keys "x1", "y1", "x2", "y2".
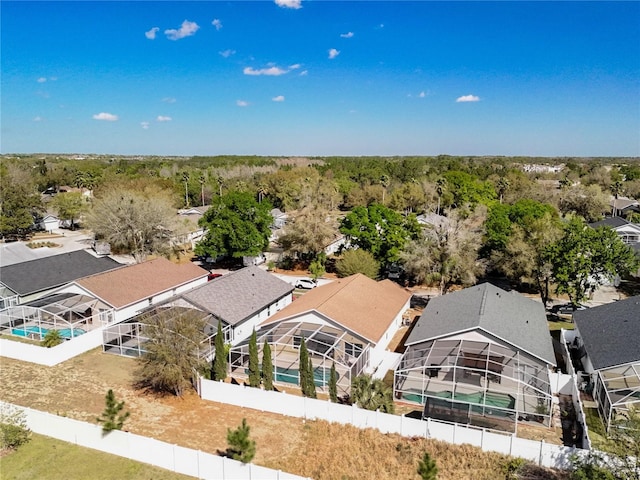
[{"x1": 0, "y1": 406, "x2": 31, "y2": 450}]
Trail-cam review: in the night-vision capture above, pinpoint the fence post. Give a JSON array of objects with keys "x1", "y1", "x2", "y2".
[
  {"x1": 539, "y1": 440, "x2": 544, "y2": 466},
  {"x1": 453, "y1": 422, "x2": 456, "y2": 444},
  {"x1": 426, "y1": 416, "x2": 431, "y2": 438}
]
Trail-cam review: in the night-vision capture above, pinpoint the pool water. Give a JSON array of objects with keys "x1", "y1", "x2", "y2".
[{"x1": 11, "y1": 326, "x2": 87, "y2": 339}]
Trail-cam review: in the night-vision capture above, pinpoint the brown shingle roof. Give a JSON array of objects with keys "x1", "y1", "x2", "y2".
[
  {"x1": 76, "y1": 258, "x2": 208, "y2": 309},
  {"x1": 263, "y1": 274, "x2": 412, "y2": 344}
]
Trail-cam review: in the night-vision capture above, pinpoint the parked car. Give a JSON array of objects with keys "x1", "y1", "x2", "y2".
[
  {"x1": 207, "y1": 272, "x2": 223, "y2": 281},
  {"x1": 550, "y1": 303, "x2": 588, "y2": 315},
  {"x1": 295, "y1": 278, "x2": 317, "y2": 290}
]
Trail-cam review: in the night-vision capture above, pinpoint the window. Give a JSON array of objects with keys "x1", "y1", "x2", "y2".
[{"x1": 345, "y1": 342, "x2": 363, "y2": 357}]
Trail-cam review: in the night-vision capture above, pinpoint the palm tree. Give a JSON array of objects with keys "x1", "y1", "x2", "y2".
[
  {"x1": 350, "y1": 374, "x2": 394, "y2": 413},
  {"x1": 497, "y1": 177, "x2": 509, "y2": 204},
  {"x1": 257, "y1": 183, "x2": 267, "y2": 203},
  {"x1": 380, "y1": 174, "x2": 390, "y2": 205},
  {"x1": 182, "y1": 171, "x2": 190, "y2": 207},
  {"x1": 435, "y1": 178, "x2": 447, "y2": 216},
  {"x1": 199, "y1": 174, "x2": 206, "y2": 206}
]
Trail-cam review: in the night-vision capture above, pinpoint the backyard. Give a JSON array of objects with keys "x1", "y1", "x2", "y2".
[{"x1": 0, "y1": 348, "x2": 569, "y2": 479}]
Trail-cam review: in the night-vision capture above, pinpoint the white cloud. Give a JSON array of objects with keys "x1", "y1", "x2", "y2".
[
  {"x1": 456, "y1": 94, "x2": 480, "y2": 103},
  {"x1": 33, "y1": 116, "x2": 43, "y2": 122},
  {"x1": 289, "y1": 63, "x2": 301, "y2": 70},
  {"x1": 212, "y1": 19, "x2": 222, "y2": 30},
  {"x1": 92, "y1": 112, "x2": 118, "y2": 121},
  {"x1": 145, "y1": 27, "x2": 159, "y2": 39},
  {"x1": 299, "y1": 70, "x2": 308, "y2": 76},
  {"x1": 219, "y1": 49, "x2": 236, "y2": 58},
  {"x1": 37, "y1": 77, "x2": 47, "y2": 83},
  {"x1": 272, "y1": 95, "x2": 285, "y2": 102},
  {"x1": 165, "y1": 20, "x2": 200, "y2": 41},
  {"x1": 156, "y1": 115, "x2": 172, "y2": 122},
  {"x1": 340, "y1": 32, "x2": 354, "y2": 38},
  {"x1": 141, "y1": 122, "x2": 150, "y2": 130},
  {"x1": 243, "y1": 66, "x2": 288, "y2": 76},
  {"x1": 419, "y1": 91, "x2": 426, "y2": 98},
  {"x1": 328, "y1": 48, "x2": 340, "y2": 59},
  {"x1": 162, "y1": 97, "x2": 176, "y2": 103},
  {"x1": 275, "y1": 0, "x2": 302, "y2": 9},
  {"x1": 236, "y1": 100, "x2": 249, "y2": 107}
]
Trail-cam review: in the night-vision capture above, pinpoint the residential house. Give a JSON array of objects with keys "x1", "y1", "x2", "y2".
[
  {"x1": 394, "y1": 283, "x2": 557, "y2": 431},
  {"x1": 571, "y1": 296, "x2": 640, "y2": 430},
  {"x1": 160, "y1": 266, "x2": 294, "y2": 343},
  {"x1": 610, "y1": 197, "x2": 640, "y2": 218},
  {"x1": 589, "y1": 216, "x2": 640, "y2": 249},
  {"x1": 37, "y1": 214, "x2": 61, "y2": 233},
  {"x1": 176, "y1": 206, "x2": 209, "y2": 248},
  {"x1": 0, "y1": 250, "x2": 122, "y2": 308},
  {"x1": 54, "y1": 257, "x2": 208, "y2": 324},
  {"x1": 229, "y1": 274, "x2": 412, "y2": 396}
]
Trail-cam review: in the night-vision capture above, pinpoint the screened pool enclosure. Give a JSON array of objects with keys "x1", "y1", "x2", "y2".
[
  {"x1": 394, "y1": 338, "x2": 554, "y2": 431},
  {"x1": 0, "y1": 292, "x2": 111, "y2": 340},
  {"x1": 229, "y1": 319, "x2": 370, "y2": 397},
  {"x1": 102, "y1": 305, "x2": 220, "y2": 359},
  {"x1": 593, "y1": 362, "x2": 640, "y2": 432}
]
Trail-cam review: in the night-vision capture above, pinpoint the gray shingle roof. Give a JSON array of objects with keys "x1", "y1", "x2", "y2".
[
  {"x1": 573, "y1": 296, "x2": 640, "y2": 370},
  {"x1": 0, "y1": 250, "x2": 122, "y2": 296},
  {"x1": 178, "y1": 266, "x2": 294, "y2": 326},
  {"x1": 406, "y1": 283, "x2": 556, "y2": 365},
  {"x1": 589, "y1": 217, "x2": 631, "y2": 229}
]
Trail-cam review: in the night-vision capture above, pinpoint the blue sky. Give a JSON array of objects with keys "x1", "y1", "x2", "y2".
[{"x1": 2, "y1": 1, "x2": 639, "y2": 157}]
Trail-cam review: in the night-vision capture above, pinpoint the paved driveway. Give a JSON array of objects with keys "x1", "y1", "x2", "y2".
[{"x1": 0, "y1": 230, "x2": 94, "y2": 267}]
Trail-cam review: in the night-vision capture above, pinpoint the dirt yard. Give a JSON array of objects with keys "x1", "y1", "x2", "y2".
[{"x1": 0, "y1": 348, "x2": 569, "y2": 479}]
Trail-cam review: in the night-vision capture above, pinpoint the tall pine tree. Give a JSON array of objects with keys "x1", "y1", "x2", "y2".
[
  {"x1": 299, "y1": 337, "x2": 310, "y2": 396},
  {"x1": 248, "y1": 329, "x2": 260, "y2": 387},
  {"x1": 212, "y1": 321, "x2": 227, "y2": 381},
  {"x1": 329, "y1": 362, "x2": 338, "y2": 403},
  {"x1": 306, "y1": 358, "x2": 317, "y2": 399},
  {"x1": 262, "y1": 340, "x2": 273, "y2": 391}
]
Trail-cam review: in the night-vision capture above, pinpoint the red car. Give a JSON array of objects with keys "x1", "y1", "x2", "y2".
[{"x1": 207, "y1": 272, "x2": 223, "y2": 281}]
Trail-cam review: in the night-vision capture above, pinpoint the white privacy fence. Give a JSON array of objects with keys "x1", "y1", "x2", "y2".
[
  {"x1": 0, "y1": 328, "x2": 104, "y2": 366},
  {"x1": 198, "y1": 377, "x2": 589, "y2": 470},
  {"x1": 1, "y1": 402, "x2": 308, "y2": 480}
]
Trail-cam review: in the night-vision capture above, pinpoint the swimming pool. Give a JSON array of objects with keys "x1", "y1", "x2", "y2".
[{"x1": 11, "y1": 326, "x2": 87, "y2": 339}]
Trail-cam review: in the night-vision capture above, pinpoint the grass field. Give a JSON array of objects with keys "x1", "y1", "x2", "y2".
[
  {"x1": 0, "y1": 348, "x2": 569, "y2": 479},
  {"x1": 1, "y1": 434, "x2": 192, "y2": 480}
]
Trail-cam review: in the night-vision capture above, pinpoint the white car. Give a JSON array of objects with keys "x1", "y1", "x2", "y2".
[{"x1": 295, "y1": 278, "x2": 317, "y2": 290}]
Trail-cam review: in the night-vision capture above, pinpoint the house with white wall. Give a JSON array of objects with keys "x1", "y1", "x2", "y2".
[
  {"x1": 161, "y1": 266, "x2": 294, "y2": 344},
  {"x1": 228, "y1": 274, "x2": 411, "y2": 396},
  {"x1": 53, "y1": 257, "x2": 208, "y2": 324}
]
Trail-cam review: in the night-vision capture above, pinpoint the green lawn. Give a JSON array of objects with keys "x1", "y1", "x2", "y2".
[
  {"x1": 1, "y1": 434, "x2": 193, "y2": 480},
  {"x1": 547, "y1": 319, "x2": 575, "y2": 332}
]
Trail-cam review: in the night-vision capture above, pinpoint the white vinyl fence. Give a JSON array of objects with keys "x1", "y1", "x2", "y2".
[
  {"x1": 198, "y1": 377, "x2": 589, "y2": 470},
  {"x1": 0, "y1": 328, "x2": 104, "y2": 366},
  {"x1": 1, "y1": 402, "x2": 307, "y2": 480}
]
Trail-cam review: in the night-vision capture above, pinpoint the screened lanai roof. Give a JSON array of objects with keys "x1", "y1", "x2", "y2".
[
  {"x1": 239, "y1": 318, "x2": 368, "y2": 368},
  {"x1": 600, "y1": 363, "x2": 640, "y2": 409},
  {"x1": 25, "y1": 292, "x2": 105, "y2": 313}
]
